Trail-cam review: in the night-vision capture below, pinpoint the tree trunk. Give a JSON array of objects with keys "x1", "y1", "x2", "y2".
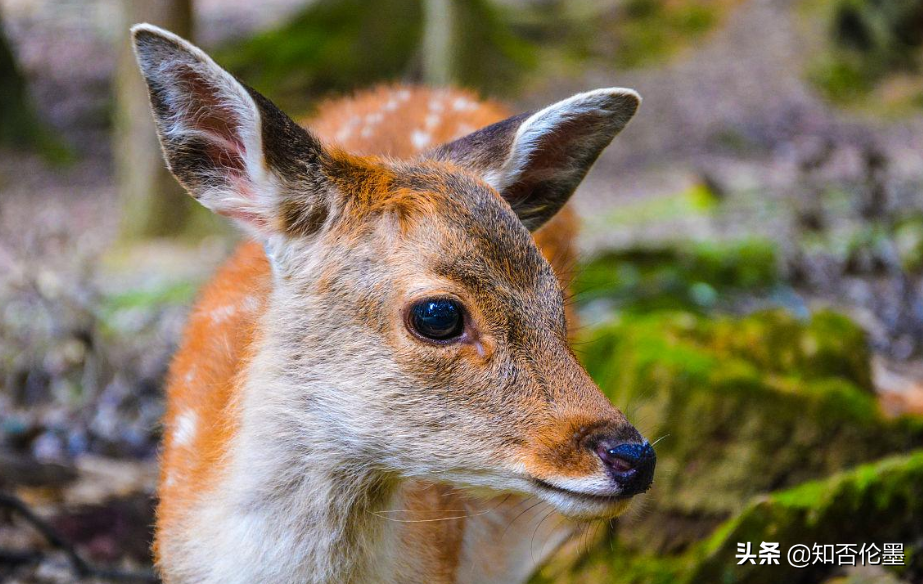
[
  {"x1": 421, "y1": 0, "x2": 454, "y2": 86},
  {"x1": 0, "y1": 9, "x2": 41, "y2": 149},
  {"x1": 114, "y1": 0, "x2": 199, "y2": 239}
]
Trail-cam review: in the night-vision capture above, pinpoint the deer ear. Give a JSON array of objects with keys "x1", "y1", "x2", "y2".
[
  {"x1": 432, "y1": 89, "x2": 640, "y2": 231},
  {"x1": 131, "y1": 24, "x2": 331, "y2": 238}
]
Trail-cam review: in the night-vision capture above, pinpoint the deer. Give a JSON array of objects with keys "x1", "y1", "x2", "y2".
[{"x1": 131, "y1": 23, "x2": 655, "y2": 584}]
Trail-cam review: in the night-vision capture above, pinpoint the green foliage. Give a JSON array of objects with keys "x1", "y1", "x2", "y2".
[
  {"x1": 591, "y1": 184, "x2": 721, "y2": 229},
  {"x1": 97, "y1": 280, "x2": 198, "y2": 336},
  {"x1": 894, "y1": 214, "x2": 923, "y2": 273},
  {"x1": 0, "y1": 15, "x2": 71, "y2": 162},
  {"x1": 218, "y1": 0, "x2": 743, "y2": 110},
  {"x1": 522, "y1": 0, "x2": 739, "y2": 72},
  {"x1": 573, "y1": 238, "x2": 778, "y2": 312},
  {"x1": 808, "y1": 0, "x2": 923, "y2": 108},
  {"x1": 218, "y1": 0, "x2": 537, "y2": 112},
  {"x1": 449, "y1": 0, "x2": 538, "y2": 96},
  {"x1": 809, "y1": 52, "x2": 875, "y2": 104},
  {"x1": 219, "y1": 0, "x2": 424, "y2": 112},
  {"x1": 613, "y1": 0, "x2": 718, "y2": 69}
]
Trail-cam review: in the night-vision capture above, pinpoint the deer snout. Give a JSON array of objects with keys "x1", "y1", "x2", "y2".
[{"x1": 593, "y1": 439, "x2": 656, "y2": 497}]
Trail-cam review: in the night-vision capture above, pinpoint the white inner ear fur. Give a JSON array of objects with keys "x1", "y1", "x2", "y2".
[
  {"x1": 132, "y1": 24, "x2": 279, "y2": 230},
  {"x1": 483, "y1": 87, "x2": 641, "y2": 193}
]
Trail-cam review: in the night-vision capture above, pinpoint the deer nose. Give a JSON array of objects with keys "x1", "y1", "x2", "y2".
[{"x1": 595, "y1": 440, "x2": 656, "y2": 497}]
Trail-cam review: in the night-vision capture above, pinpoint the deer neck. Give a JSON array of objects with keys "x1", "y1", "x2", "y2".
[{"x1": 214, "y1": 315, "x2": 404, "y2": 583}]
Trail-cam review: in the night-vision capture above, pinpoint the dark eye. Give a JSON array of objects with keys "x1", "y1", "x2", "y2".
[{"x1": 409, "y1": 299, "x2": 465, "y2": 341}]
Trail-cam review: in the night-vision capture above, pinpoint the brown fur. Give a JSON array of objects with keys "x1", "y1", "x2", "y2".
[
  {"x1": 134, "y1": 24, "x2": 646, "y2": 584},
  {"x1": 157, "y1": 87, "x2": 583, "y2": 577}
]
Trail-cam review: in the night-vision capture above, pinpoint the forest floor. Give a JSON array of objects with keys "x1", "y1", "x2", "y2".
[{"x1": 2, "y1": 0, "x2": 923, "y2": 581}]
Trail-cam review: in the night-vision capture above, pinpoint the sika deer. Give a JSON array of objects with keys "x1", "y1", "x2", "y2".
[{"x1": 131, "y1": 24, "x2": 654, "y2": 584}]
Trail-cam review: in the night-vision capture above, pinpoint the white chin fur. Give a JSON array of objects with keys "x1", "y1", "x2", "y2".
[{"x1": 535, "y1": 488, "x2": 633, "y2": 520}]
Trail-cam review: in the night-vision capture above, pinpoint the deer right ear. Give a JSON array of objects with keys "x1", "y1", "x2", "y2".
[
  {"x1": 431, "y1": 89, "x2": 640, "y2": 231},
  {"x1": 131, "y1": 24, "x2": 332, "y2": 238}
]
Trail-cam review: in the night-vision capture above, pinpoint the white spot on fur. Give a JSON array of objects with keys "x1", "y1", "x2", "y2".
[
  {"x1": 210, "y1": 304, "x2": 237, "y2": 323},
  {"x1": 383, "y1": 99, "x2": 399, "y2": 111},
  {"x1": 184, "y1": 366, "x2": 197, "y2": 384},
  {"x1": 242, "y1": 296, "x2": 260, "y2": 312},
  {"x1": 365, "y1": 112, "x2": 383, "y2": 124},
  {"x1": 396, "y1": 89, "x2": 411, "y2": 101},
  {"x1": 427, "y1": 98, "x2": 444, "y2": 112},
  {"x1": 452, "y1": 97, "x2": 475, "y2": 111},
  {"x1": 424, "y1": 114, "x2": 440, "y2": 129},
  {"x1": 335, "y1": 116, "x2": 363, "y2": 142},
  {"x1": 173, "y1": 411, "x2": 198, "y2": 448},
  {"x1": 410, "y1": 130, "x2": 431, "y2": 150}
]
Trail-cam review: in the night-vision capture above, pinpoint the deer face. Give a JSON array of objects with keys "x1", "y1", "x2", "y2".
[{"x1": 133, "y1": 25, "x2": 652, "y2": 519}]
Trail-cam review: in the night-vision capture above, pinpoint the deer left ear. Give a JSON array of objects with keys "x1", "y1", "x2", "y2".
[
  {"x1": 431, "y1": 88, "x2": 640, "y2": 231},
  {"x1": 131, "y1": 23, "x2": 336, "y2": 240}
]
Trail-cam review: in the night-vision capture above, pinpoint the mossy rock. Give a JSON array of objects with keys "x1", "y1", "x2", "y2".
[
  {"x1": 534, "y1": 451, "x2": 923, "y2": 584},
  {"x1": 573, "y1": 239, "x2": 778, "y2": 313},
  {"x1": 689, "y1": 451, "x2": 923, "y2": 584},
  {"x1": 823, "y1": 568, "x2": 905, "y2": 584},
  {"x1": 577, "y1": 309, "x2": 922, "y2": 551}
]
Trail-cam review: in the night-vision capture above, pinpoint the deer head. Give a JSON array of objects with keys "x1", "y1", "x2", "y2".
[{"x1": 132, "y1": 24, "x2": 653, "y2": 522}]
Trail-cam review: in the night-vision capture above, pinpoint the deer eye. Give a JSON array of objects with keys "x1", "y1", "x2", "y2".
[{"x1": 409, "y1": 299, "x2": 465, "y2": 341}]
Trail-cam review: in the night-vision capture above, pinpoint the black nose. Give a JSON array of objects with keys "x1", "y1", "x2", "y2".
[{"x1": 595, "y1": 440, "x2": 656, "y2": 497}]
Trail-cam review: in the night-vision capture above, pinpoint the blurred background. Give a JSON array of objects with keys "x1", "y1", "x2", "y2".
[{"x1": 1, "y1": 0, "x2": 923, "y2": 582}]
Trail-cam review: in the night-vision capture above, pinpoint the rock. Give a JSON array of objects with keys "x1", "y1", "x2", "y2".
[
  {"x1": 572, "y1": 239, "x2": 779, "y2": 314},
  {"x1": 575, "y1": 309, "x2": 922, "y2": 551},
  {"x1": 688, "y1": 451, "x2": 923, "y2": 584},
  {"x1": 534, "y1": 451, "x2": 923, "y2": 584}
]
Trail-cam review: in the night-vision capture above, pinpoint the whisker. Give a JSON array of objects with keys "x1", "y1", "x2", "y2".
[
  {"x1": 371, "y1": 492, "x2": 513, "y2": 524},
  {"x1": 650, "y1": 434, "x2": 670, "y2": 447},
  {"x1": 501, "y1": 499, "x2": 545, "y2": 541},
  {"x1": 530, "y1": 508, "x2": 556, "y2": 564}
]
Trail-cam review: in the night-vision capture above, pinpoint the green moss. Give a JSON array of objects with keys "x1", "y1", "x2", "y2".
[
  {"x1": 573, "y1": 238, "x2": 778, "y2": 313},
  {"x1": 533, "y1": 536, "x2": 689, "y2": 584},
  {"x1": 577, "y1": 309, "x2": 921, "y2": 551},
  {"x1": 536, "y1": 298, "x2": 923, "y2": 582},
  {"x1": 707, "y1": 309, "x2": 873, "y2": 390},
  {"x1": 535, "y1": 451, "x2": 923, "y2": 584},
  {"x1": 689, "y1": 451, "x2": 923, "y2": 584}
]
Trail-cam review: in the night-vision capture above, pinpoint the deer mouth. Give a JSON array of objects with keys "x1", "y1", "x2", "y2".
[
  {"x1": 532, "y1": 478, "x2": 626, "y2": 503},
  {"x1": 530, "y1": 477, "x2": 634, "y2": 518}
]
